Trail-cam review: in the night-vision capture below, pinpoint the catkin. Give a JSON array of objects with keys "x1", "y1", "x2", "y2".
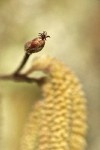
[
  {"x1": 20, "y1": 101, "x2": 42, "y2": 150},
  {"x1": 20, "y1": 55, "x2": 87, "y2": 150}
]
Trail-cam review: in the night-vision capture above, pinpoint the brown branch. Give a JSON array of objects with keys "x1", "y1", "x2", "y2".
[{"x1": 0, "y1": 74, "x2": 46, "y2": 85}]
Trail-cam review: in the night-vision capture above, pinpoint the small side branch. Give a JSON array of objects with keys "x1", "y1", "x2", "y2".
[{"x1": 13, "y1": 53, "x2": 30, "y2": 75}]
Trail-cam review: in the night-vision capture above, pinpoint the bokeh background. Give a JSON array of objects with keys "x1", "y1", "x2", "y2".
[{"x1": 0, "y1": 0, "x2": 100, "y2": 150}]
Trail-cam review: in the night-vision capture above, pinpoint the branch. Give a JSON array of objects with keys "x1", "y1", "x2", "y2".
[{"x1": 0, "y1": 74, "x2": 46, "y2": 85}]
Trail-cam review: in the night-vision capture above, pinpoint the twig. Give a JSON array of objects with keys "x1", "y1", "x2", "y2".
[
  {"x1": 13, "y1": 53, "x2": 30, "y2": 75},
  {"x1": 0, "y1": 74, "x2": 46, "y2": 85}
]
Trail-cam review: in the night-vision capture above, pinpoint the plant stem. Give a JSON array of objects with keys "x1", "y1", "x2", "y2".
[
  {"x1": 0, "y1": 74, "x2": 46, "y2": 85},
  {"x1": 13, "y1": 53, "x2": 30, "y2": 75}
]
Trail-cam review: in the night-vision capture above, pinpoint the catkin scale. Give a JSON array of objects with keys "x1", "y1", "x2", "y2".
[{"x1": 20, "y1": 56, "x2": 87, "y2": 150}]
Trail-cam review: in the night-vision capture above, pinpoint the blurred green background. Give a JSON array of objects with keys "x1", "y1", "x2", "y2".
[{"x1": 0, "y1": 0, "x2": 100, "y2": 150}]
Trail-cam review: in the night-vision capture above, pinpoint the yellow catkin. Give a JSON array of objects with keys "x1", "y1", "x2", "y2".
[
  {"x1": 20, "y1": 55, "x2": 87, "y2": 150},
  {"x1": 20, "y1": 101, "x2": 42, "y2": 150}
]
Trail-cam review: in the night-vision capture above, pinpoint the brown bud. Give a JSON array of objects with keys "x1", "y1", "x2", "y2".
[{"x1": 24, "y1": 31, "x2": 50, "y2": 54}]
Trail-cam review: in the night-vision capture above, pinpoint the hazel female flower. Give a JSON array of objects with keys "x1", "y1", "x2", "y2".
[
  {"x1": 13, "y1": 31, "x2": 50, "y2": 75},
  {"x1": 24, "y1": 31, "x2": 50, "y2": 54}
]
